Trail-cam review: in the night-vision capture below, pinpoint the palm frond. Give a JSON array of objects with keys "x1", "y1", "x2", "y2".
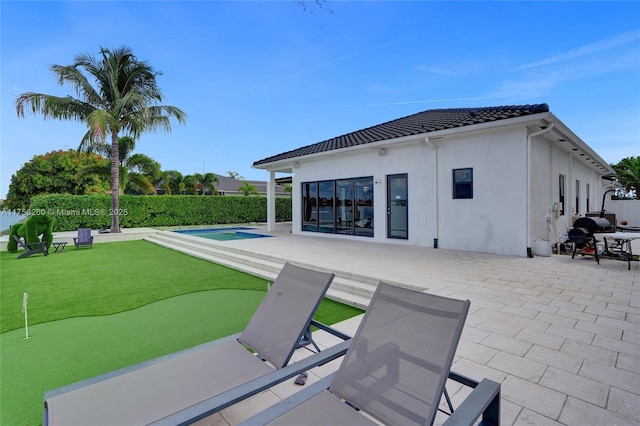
[{"x1": 15, "y1": 92, "x2": 94, "y2": 120}]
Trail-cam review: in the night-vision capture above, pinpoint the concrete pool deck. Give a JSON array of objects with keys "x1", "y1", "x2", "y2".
[
  {"x1": 177, "y1": 223, "x2": 640, "y2": 425},
  {"x1": 2, "y1": 223, "x2": 638, "y2": 424}
]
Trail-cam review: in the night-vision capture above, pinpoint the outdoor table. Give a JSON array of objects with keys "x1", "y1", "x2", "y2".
[
  {"x1": 597, "y1": 232, "x2": 640, "y2": 270},
  {"x1": 52, "y1": 242, "x2": 67, "y2": 253}
]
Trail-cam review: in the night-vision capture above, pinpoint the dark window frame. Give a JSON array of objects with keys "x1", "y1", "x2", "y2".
[
  {"x1": 586, "y1": 183, "x2": 590, "y2": 212},
  {"x1": 301, "y1": 176, "x2": 374, "y2": 237},
  {"x1": 452, "y1": 168, "x2": 473, "y2": 199},
  {"x1": 559, "y1": 175, "x2": 566, "y2": 216},
  {"x1": 575, "y1": 179, "x2": 580, "y2": 215}
]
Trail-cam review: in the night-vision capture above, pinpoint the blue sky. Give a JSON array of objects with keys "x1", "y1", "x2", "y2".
[{"x1": 1, "y1": 1, "x2": 639, "y2": 199}]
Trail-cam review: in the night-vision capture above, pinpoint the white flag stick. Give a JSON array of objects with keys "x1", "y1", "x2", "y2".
[{"x1": 22, "y1": 291, "x2": 29, "y2": 339}]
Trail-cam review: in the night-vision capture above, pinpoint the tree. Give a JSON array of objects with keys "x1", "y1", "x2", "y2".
[
  {"x1": 226, "y1": 171, "x2": 244, "y2": 180},
  {"x1": 611, "y1": 156, "x2": 640, "y2": 199},
  {"x1": 167, "y1": 171, "x2": 193, "y2": 195},
  {"x1": 297, "y1": 0, "x2": 334, "y2": 14},
  {"x1": 238, "y1": 181, "x2": 260, "y2": 196},
  {"x1": 78, "y1": 136, "x2": 161, "y2": 195},
  {"x1": 192, "y1": 172, "x2": 219, "y2": 195},
  {"x1": 156, "y1": 170, "x2": 173, "y2": 195},
  {"x1": 5, "y1": 150, "x2": 109, "y2": 209},
  {"x1": 15, "y1": 46, "x2": 186, "y2": 232}
]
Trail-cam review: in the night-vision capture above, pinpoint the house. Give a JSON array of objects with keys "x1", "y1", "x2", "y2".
[
  {"x1": 252, "y1": 104, "x2": 615, "y2": 257},
  {"x1": 211, "y1": 173, "x2": 288, "y2": 197}
]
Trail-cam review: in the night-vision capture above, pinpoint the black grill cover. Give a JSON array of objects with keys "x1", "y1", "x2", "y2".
[{"x1": 572, "y1": 217, "x2": 611, "y2": 234}]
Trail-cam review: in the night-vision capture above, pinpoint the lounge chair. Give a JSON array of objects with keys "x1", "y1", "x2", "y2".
[
  {"x1": 12, "y1": 235, "x2": 49, "y2": 259},
  {"x1": 73, "y1": 228, "x2": 93, "y2": 249},
  {"x1": 242, "y1": 282, "x2": 501, "y2": 426},
  {"x1": 43, "y1": 262, "x2": 339, "y2": 426}
]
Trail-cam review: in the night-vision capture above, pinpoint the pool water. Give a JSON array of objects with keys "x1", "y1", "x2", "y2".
[{"x1": 174, "y1": 227, "x2": 272, "y2": 241}]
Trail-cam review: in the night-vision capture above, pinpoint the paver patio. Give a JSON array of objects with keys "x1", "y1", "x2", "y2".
[{"x1": 199, "y1": 225, "x2": 639, "y2": 425}]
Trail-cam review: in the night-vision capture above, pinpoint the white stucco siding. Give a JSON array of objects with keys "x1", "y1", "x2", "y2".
[
  {"x1": 291, "y1": 142, "x2": 436, "y2": 243},
  {"x1": 530, "y1": 133, "x2": 553, "y2": 244},
  {"x1": 286, "y1": 120, "x2": 608, "y2": 257},
  {"x1": 436, "y1": 126, "x2": 529, "y2": 255},
  {"x1": 546, "y1": 145, "x2": 609, "y2": 239}
]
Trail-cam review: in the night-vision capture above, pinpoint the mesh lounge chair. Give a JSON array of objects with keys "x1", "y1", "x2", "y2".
[
  {"x1": 73, "y1": 228, "x2": 93, "y2": 249},
  {"x1": 43, "y1": 262, "x2": 336, "y2": 426},
  {"x1": 12, "y1": 235, "x2": 49, "y2": 259},
  {"x1": 242, "y1": 282, "x2": 501, "y2": 426}
]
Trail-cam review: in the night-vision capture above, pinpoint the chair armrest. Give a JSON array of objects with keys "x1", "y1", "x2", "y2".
[
  {"x1": 443, "y1": 378, "x2": 501, "y2": 426},
  {"x1": 150, "y1": 340, "x2": 350, "y2": 426},
  {"x1": 24, "y1": 241, "x2": 46, "y2": 249}
]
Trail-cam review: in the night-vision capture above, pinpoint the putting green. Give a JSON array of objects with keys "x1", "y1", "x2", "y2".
[{"x1": 1, "y1": 289, "x2": 265, "y2": 426}]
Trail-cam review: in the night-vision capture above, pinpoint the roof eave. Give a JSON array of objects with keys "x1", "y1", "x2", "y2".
[
  {"x1": 546, "y1": 114, "x2": 614, "y2": 175},
  {"x1": 253, "y1": 112, "x2": 553, "y2": 170}
]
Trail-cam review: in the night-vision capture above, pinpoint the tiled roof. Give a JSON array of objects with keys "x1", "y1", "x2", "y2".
[
  {"x1": 213, "y1": 173, "x2": 286, "y2": 194},
  {"x1": 253, "y1": 104, "x2": 549, "y2": 166}
]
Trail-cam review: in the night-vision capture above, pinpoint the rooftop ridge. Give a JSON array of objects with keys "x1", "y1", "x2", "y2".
[{"x1": 253, "y1": 103, "x2": 549, "y2": 166}]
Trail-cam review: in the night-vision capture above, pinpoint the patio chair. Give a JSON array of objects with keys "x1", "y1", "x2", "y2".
[
  {"x1": 43, "y1": 262, "x2": 339, "y2": 426},
  {"x1": 73, "y1": 227, "x2": 93, "y2": 249},
  {"x1": 242, "y1": 282, "x2": 501, "y2": 426},
  {"x1": 12, "y1": 235, "x2": 49, "y2": 259}
]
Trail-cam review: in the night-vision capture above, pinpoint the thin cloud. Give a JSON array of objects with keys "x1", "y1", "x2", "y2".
[
  {"x1": 516, "y1": 29, "x2": 640, "y2": 71},
  {"x1": 363, "y1": 95, "x2": 514, "y2": 107},
  {"x1": 493, "y1": 49, "x2": 640, "y2": 99}
]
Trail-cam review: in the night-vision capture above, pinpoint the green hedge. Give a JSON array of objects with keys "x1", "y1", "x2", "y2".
[{"x1": 29, "y1": 195, "x2": 292, "y2": 232}]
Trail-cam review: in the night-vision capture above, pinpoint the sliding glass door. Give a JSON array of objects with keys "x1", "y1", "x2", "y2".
[{"x1": 303, "y1": 176, "x2": 373, "y2": 237}]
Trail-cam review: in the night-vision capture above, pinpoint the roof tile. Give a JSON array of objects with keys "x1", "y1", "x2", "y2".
[{"x1": 253, "y1": 104, "x2": 549, "y2": 166}]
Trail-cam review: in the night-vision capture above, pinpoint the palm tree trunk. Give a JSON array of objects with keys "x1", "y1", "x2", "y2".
[{"x1": 110, "y1": 132, "x2": 120, "y2": 233}]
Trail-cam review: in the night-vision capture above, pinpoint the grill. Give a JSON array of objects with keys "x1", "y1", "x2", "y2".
[{"x1": 568, "y1": 216, "x2": 611, "y2": 259}]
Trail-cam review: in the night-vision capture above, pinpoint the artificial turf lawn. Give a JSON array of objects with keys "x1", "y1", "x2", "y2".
[{"x1": 0, "y1": 240, "x2": 363, "y2": 425}]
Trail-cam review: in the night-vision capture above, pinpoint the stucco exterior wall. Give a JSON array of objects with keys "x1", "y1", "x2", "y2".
[
  {"x1": 289, "y1": 123, "x2": 609, "y2": 257},
  {"x1": 435, "y1": 126, "x2": 528, "y2": 255}
]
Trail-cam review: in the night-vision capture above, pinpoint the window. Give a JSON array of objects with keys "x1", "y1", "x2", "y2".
[
  {"x1": 586, "y1": 183, "x2": 590, "y2": 212},
  {"x1": 302, "y1": 176, "x2": 374, "y2": 237},
  {"x1": 559, "y1": 175, "x2": 565, "y2": 216},
  {"x1": 318, "y1": 181, "x2": 334, "y2": 233},
  {"x1": 575, "y1": 180, "x2": 580, "y2": 215},
  {"x1": 453, "y1": 168, "x2": 473, "y2": 199},
  {"x1": 302, "y1": 182, "x2": 318, "y2": 232}
]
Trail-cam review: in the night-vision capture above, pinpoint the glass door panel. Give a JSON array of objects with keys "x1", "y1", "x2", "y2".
[
  {"x1": 387, "y1": 174, "x2": 408, "y2": 239},
  {"x1": 302, "y1": 182, "x2": 318, "y2": 231},
  {"x1": 354, "y1": 177, "x2": 374, "y2": 237},
  {"x1": 318, "y1": 180, "x2": 335, "y2": 233},
  {"x1": 335, "y1": 179, "x2": 353, "y2": 234}
]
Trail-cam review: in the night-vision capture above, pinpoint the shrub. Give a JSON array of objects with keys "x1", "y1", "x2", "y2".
[{"x1": 29, "y1": 195, "x2": 292, "y2": 231}]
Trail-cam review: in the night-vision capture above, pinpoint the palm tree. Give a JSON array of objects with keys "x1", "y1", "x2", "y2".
[
  {"x1": 168, "y1": 171, "x2": 193, "y2": 195},
  {"x1": 226, "y1": 171, "x2": 244, "y2": 180},
  {"x1": 238, "y1": 181, "x2": 260, "y2": 196},
  {"x1": 77, "y1": 137, "x2": 161, "y2": 195},
  {"x1": 15, "y1": 46, "x2": 186, "y2": 232},
  {"x1": 193, "y1": 172, "x2": 219, "y2": 195},
  {"x1": 156, "y1": 171, "x2": 173, "y2": 195},
  {"x1": 612, "y1": 156, "x2": 640, "y2": 199}
]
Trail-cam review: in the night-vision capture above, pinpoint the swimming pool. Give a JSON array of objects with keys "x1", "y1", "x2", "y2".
[{"x1": 173, "y1": 227, "x2": 272, "y2": 241}]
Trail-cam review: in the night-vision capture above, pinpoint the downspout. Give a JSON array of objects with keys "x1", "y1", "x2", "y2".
[
  {"x1": 423, "y1": 136, "x2": 438, "y2": 247},
  {"x1": 526, "y1": 123, "x2": 554, "y2": 258}
]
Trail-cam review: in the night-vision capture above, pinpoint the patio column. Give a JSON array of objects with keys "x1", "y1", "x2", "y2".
[{"x1": 267, "y1": 170, "x2": 276, "y2": 231}]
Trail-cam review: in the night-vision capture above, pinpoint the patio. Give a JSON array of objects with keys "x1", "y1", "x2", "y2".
[{"x1": 183, "y1": 223, "x2": 639, "y2": 425}]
